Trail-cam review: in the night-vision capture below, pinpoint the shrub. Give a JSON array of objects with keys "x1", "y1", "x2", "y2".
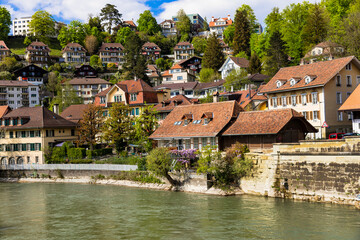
[
  {"x1": 68, "y1": 148, "x2": 86, "y2": 160},
  {"x1": 147, "y1": 148, "x2": 177, "y2": 186},
  {"x1": 69, "y1": 159, "x2": 93, "y2": 164},
  {"x1": 92, "y1": 174, "x2": 106, "y2": 180},
  {"x1": 56, "y1": 169, "x2": 64, "y2": 179},
  {"x1": 86, "y1": 148, "x2": 113, "y2": 159},
  {"x1": 108, "y1": 171, "x2": 163, "y2": 184},
  {"x1": 51, "y1": 147, "x2": 66, "y2": 162},
  {"x1": 137, "y1": 157, "x2": 147, "y2": 171}
]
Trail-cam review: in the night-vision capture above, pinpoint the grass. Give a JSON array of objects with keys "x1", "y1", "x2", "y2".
[{"x1": 6, "y1": 37, "x2": 63, "y2": 57}]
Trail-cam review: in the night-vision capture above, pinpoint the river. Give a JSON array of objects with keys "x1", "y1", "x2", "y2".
[{"x1": 0, "y1": 183, "x2": 359, "y2": 240}]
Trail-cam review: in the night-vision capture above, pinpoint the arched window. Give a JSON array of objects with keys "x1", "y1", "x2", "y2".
[
  {"x1": 1, "y1": 157, "x2": 7, "y2": 165},
  {"x1": 17, "y1": 157, "x2": 24, "y2": 165},
  {"x1": 9, "y1": 157, "x2": 15, "y2": 165}
]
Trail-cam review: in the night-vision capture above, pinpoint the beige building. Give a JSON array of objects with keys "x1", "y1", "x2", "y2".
[
  {"x1": 62, "y1": 42, "x2": 87, "y2": 63},
  {"x1": 174, "y1": 42, "x2": 194, "y2": 62},
  {"x1": 0, "y1": 107, "x2": 77, "y2": 165},
  {"x1": 98, "y1": 43, "x2": 125, "y2": 66},
  {"x1": 261, "y1": 56, "x2": 360, "y2": 139},
  {"x1": 161, "y1": 64, "x2": 196, "y2": 84},
  {"x1": 0, "y1": 41, "x2": 11, "y2": 61},
  {"x1": 25, "y1": 41, "x2": 51, "y2": 67}
]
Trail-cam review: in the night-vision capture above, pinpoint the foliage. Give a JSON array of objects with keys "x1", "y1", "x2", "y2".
[
  {"x1": 86, "y1": 148, "x2": 113, "y2": 159},
  {"x1": 23, "y1": 36, "x2": 32, "y2": 46},
  {"x1": 69, "y1": 159, "x2": 93, "y2": 164},
  {"x1": 171, "y1": 149, "x2": 197, "y2": 170},
  {"x1": 95, "y1": 155, "x2": 141, "y2": 165},
  {"x1": 199, "y1": 92, "x2": 213, "y2": 104},
  {"x1": 342, "y1": 11, "x2": 360, "y2": 59},
  {"x1": 137, "y1": 10, "x2": 161, "y2": 35},
  {"x1": 176, "y1": 9, "x2": 192, "y2": 41},
  {"x1": 88, "y1": 15, "x2": 102, "y2": 31},
  {"x1": 199, "y1": 68, "x2": 220, "y2": 83},
  {"x1": 108, "y1": 171, "x2": 163, "y2": 184},
  {"x1": 29, "y1": 10, "x2": 55, "y2": 44},
  {"x1": 0, "y1": 71, "x2": 12, "y2": 80},
  {"x1": 233, "y1": 9, "x2": 251, "y2": 56},
  {"x1": 224, "y1": 142, "x2": 251, "y2": 178},
  {"x1": 67, "y1": 148, "x2": 86, "y2": 160},
  {"x1": 235, "y1": 51, "x2": 249, "y2": 59},
  {"x1": 115, "y1": 27, "x2": 132, "y2": 45},
  {"x1": 0, "y1": 7, "x2": 11, "y2": 40},
  {"x1": 57, "y1": 20, "x2": 87, "y2": 48},
  {"x1": 50, "y1": 82, "x2": 83, "y2": 113},
  {"x1": 78, "y1": 104, "x2": 103, "y2": 150},
  {"x1": 84, "y1": 35, "x2": 99, "y2": 55},
  {"x1": 56, "y1": 169, "x2": 64, "y2": 179},
  {"x1": 191, "y1": 36, "x2": 207, "y2": 55},
  {"x1": 0, "y1": 56, "x2": 23, "y2": 72},
  {"x1": 248, "y1": 52, "x2": 262, "y2": 74},
  {"x1": 237, "y1": 4, "x2": 260, "y2": 33},
  {"x1": 146, "y1": 147, "x2": 177, "y2": 186},
  {"x1": 224, "y1": 68, "x2": 249, "y2": 91},
  {"x1": 155, "y1": 58, "x2": 173, "y2": 71},
  {"x1": 102, "y1": 103, "x2": 133, "y2": 153},
  {"x1": 100, "y1": 3, "x2": 122, "y2": 34},
  {"x1": 202, "y1": 33, "x2": 225, "y2": 71},
  {"x1": 223, "y1": 25, "x2": 235, "y2": 47},
  {"x1": 89, "y1": 55, "x2": 103, "y2": 70},
  {"x1": 46, "y1": 71, "x2": 62, "y2": 96}
]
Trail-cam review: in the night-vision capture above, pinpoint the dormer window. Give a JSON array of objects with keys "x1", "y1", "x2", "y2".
[
  {"x1": 305, "y1": 76, "x2": 311, "y2": 84},
  {"x1": 201, "y1": 112, "x2": 213, "y2": 125},
  {"x1": 290, "y1": 79, "x2": 296, "y2": 86},
  {"x1": 276, "y1": 80, "x2": 283, "y2": 88}
]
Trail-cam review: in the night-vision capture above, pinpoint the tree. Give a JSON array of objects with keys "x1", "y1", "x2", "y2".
[
  {"x1": 233, "y1": 10, "x2": 251, "y2": 56},
  {"x1": 102, "y1": 103, "x2": 133, "y2": 153},
  {"x1": 263, "y1": 30, "x2": 288, "y2": 77},
  {"x1": 223, "y1": 68, "x2": 249, "y2": 91},
  {"x1": 342, "y1": 11, "x2": 360, "y2": 59},
  {"x1": 223, "y1": 25, "x2": 235, "y2": 47},
  {"x1": 57, "y1": 21, "x2": 87, "y2": 48},
  {"x1": 89, "y1": 55, "x2": 102, "y2": 70},
  {"x1": 155, "y1": 58, "x2": 173, "y2": 71},
  {"x1": 191, "y1": 36, "x2": 207, "y2": 55},
  {"x1": 0, "y1": 56, "x2": 23, "y2": 72},
  {"x1": 0, "y1": 7, "x2": 11, "y2": 40},
  {"x1": 176, "y1": 9, "x2": 191, "y2": 41},
  {"x1": 199, "y1": 68, "x2": 220, "y2": 83},
  {"x1": 123, "y1": 32, "x2": 148, "y2": 81},
  {"x1": 202, "y1": 17, "x2": 209, "y2": 31},
  {"x1": 88, "y1": 14, "x2": 102, "y2": 31},
  {"x1": 0, "y1": 71, "x2": 11, "y2": 80},
  {"x1": 115, "y1": 27, "x2": 132, "y2": 45},
  {"x1": 137, "y1": 10, "x2": 161, "y2": 35},
  {"x1": 248, "y1": 52, "x2": 262, "y2": 74},
  {"x1": 237, "y1": 4, "x2": 259, "y2": 33},
  {"x1": 50, "y1": 82, "x2": 83, "y2": 113},
  {"x1": 78, "y1": 104, "x2": 102, "y2": 151},
  {"x1": 84, "y1": 35, "x2": 99, "y2": 55},
  {"x1": 301, "y1": 3, "x2": 329, "y2": 49},
  {"x1": 100, "y1": 4, "x2": 122, "y2": 34},
  {"x1": 46, "y1": 71, "x2": 62, "y2": 96},
  {"x1": 29, "y1": 10, "x2": 55, "y2": 43},
  {"x1": 202, "y1": 33, "x2": 224, "y2": 71}
]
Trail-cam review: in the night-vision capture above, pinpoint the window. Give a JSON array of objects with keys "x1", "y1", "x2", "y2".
[
  {"x1": 272, "y1": 97, "x2": 277, "y2": 108},
  {"x1": 193, "y1": 138, "x2": 199, "y2": 149},
  {"x1": 336, "y1": 92, "x2": 342, "y2": 104},
  {"x1": 336, "y1": 75, "x2": 341, "y2": 86},
  {"x1": 291, "y1": 95, "x2": 297, "y2": 106},
  {"x1": 71, "y1": 129, "x2": 75, "y2": 136},
  {"x1": 135, "y1": 108, "x2": 140, "y2": 116},
  {"x1": 312, "y1": 92, "x2": 318, "y2": 104},
  {"x1": 346, "y1": 76, "x2": 352, "y2": 86},
  {"x1": 290, "y1": 79, "x2": 296, "y2": 86},
  {"x1": 9, "y1": 131, "x2": 13, "y2": 138},
  {"x1": 177, "y1": 76, "x2": 183, "y2": 80},
  {"x1": 302, "y1": 111, "x2": 308, "y2": 119},
  {"x1": 35, "y1": 156, "x2": 39, "y2": 163},
  {"x1": 210, "y1": 137, "x2": 216, "y2": 146},
  {"x1": 130, "y1": 93, "x2": 137, "y2": 101},
  {"x1": 338, "y1": 112, "x2": 343, "y2": 121},
  {"x1": 30, "y1": 143, "x2": 35, "y2": 151},
  {"x1": 276, "y1": 81, "x2": 282, "y2": 88},
  {"x1": 201, "y1": 137, "x2": 207, "y2": 147},
  {"x1": 346, "y1": 63, "x2": 352, "y2": 70},
  {"x1": 46, "y1": 130, "x2": 54, "y2": 137},
  {"x1": 22, "y1": 144, "x2": 27, "y2": 151},
  {"x1": 27, "y1": 156, "x2": 30, "y2": 163},
  {"x1": 301, "y1": 94, "x2": 307, "y2": 105},
  {"x1": 281, "y1": 96, "x2": 287, "y2": 107},
  {"x1": 114, "y1": 95, "x2": 122, "y2": 102},
  {"x1": 100, "y1": 97, "x2": 106, "y2": 104},
  {"x1": 348, "y1": 112, "x2": 353, "y2": 120},
  {"x1": 185, "y1": 139, "x2": 191, "y2": 149},
  {"x1": 204, "y1": 118, "x2": 209, "y2": 125},
  {"x1": 313, "y1": 111, "x2": 319, "y2": 120},
  {"x1": 357, "y1": 76, "x2": 360, "y2": 85}
]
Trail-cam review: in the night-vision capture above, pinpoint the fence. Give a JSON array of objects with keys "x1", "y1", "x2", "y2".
[{"x1": 0, "y1": 164, "x2": 137, "y2": 171}]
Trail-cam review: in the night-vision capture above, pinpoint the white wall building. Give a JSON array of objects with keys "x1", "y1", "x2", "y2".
[
  {"x1": 12, "y1": 17, "x2": 32, "y2": 36},
  {"x1": 0, "y1": 80, "x2": 40, "y2": 109}
]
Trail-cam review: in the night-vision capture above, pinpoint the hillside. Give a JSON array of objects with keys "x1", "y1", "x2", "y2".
[{"x1": 6, "y1": 37, "x2": 63, "y2": 57}]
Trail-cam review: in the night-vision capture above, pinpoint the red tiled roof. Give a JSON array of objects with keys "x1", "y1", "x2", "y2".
[
  {"x1": 154, "y1": 94, "x2": 192, "y2": 112},
  {"x1": 0, "y1": 41, "x2": 10, "y2": 51},
  {"x1": 66, "y1": 78, "x2": 110, "y2": 85},
  {"x1": 62, "y1": 42, "x2": 86, "y2": 53},
  {"x1": 99, "y1": 43, "x2": 124, "y2": 52},
  {"x1": 209, "y1": 17, "x2": 232, "y2": 27},
  {"x1": 174, "y1": 42, "x2": 194, "y2": 50},
  {"x1": 124, "y1": 20, "x2": 137, "y2": 27},
  {"x1": 0, "y1": 106, "x2": 10, "y2": 118},
  {"x1": 60, "y1": 104, "x2": 89, "y2": 123},
  {"x1": 161, "y1": 70, "x2": 172, "y2": 77},
  {"x1": 0, "y1": 80, "x2": 35, "y2": 87},
  {"x1": 150, "y1": 101, "x2": 243, "y2": 139},
  {"x1": 171, "y1": 64, "x2": 183, "y2": 69},
  {"x1": 261, "y1": 56, "x2": 358, "y2": 93},
  {"x1": 118, "y1": 79, "x2": 158, "y2": 104},
  {"x1": 339, "y1": 84, "x2": 360, "y2": 111},
  {"x1": 147, "y1": 65, "x2": 160, "y2": 78},
  {"x1": 315, "y1": 41, "x2": 342, "y2": 48},
  {"x1": 154, "y1": 82, "x2": 198, "y2": 90},
  {"x1": 229, "y1": 57, "x2": 249, "y2": 68},
  {"x1": 222, "y1": 108, "x2": 316, "y2": 136},
  {"x1": 26, "y1": 41, "x2": 50, "y2": 52},
  {"x1": 142, "y1": 42, "x2": 161, "y2": 51}
]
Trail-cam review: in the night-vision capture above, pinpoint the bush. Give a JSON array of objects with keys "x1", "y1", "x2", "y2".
[
  {"x1": 69, "y1": 159, "x2": 93, "y2": 164},
  {"x1": 94, "y1": 155, "x2": 140, "y2": 165},
  {"x1": 146, "y1": 148, "x2": 177, "y2": 185},
  {"x1": 68, "y1": 148, "x2": 85, "y2": 160},
  {"x1": 51, "y1": 147, "x2": 66, "y2": 162},
  {"x1": 108, "y1": 171, "x2": 163, "y2": 184},
  {"x1": 137, "y1": 157, "x2": 147, "y2": 171},
  {"x1": 86, "y1": 148, "x2": 113, "y2": 159}
]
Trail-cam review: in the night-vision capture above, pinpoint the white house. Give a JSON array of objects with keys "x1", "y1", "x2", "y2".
[{"x1": 219, "y1": 57, "x2": 249, "y2": 79}]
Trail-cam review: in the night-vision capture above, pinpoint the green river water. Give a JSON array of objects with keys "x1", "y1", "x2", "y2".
[{"x1": 0, "y1": 183, "x2": 359, "y2": 240}]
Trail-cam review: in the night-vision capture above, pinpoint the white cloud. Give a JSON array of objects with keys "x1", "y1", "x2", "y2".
[
  {"x1": 2, "y1": 0, "x2": 150, "y2": 23},
  {"x1": 157, "y1": 0, "x2": 319, "y2": 26}
]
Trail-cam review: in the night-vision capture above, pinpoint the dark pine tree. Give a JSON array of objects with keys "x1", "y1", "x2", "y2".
[
  {"x1": 202, "y1": 33, "x2": 225, "y2": 71},
  {"x1": 248, "y1": 52, "x2": 262, "y2": 74},
  {"x1": 233, "y1": 10, "x2": 251, "y2": 56},
  {"x1": 264, "y1": 30, "x2": 288, "y2": 77}
]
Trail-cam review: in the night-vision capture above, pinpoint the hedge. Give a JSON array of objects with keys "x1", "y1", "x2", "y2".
[
  {"x1": 68, "y1": 148, "x2": 86, "y2": 160},
  {"x1": 86, "y1": 148, "x2": 113, "y2": 159}
]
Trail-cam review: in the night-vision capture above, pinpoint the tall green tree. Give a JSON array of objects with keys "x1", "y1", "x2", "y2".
[
  {"x1": 102, "y1": 103, "x2": 133, "y2": 153},
  {"x1": 176, "y1": 9, "x2": 191, "y2": 41},
  {"x1": 137, "y1": 10, "x2": 161, "y2": 35},
  {"x1": 57, "y1": 21, "x2": 87, "y2": 48},
  {"x1": 263, "y1": 30, "x2": 288, "y2": 77},
  {"x1": 88, "y1": 14, "x2": 103, "y2": 31},
  {"x1": 223, "y1": 25, "x2": 235, "y2": 47},
  {"x1": 100, "y1": 3, "x2": 122, "y2": 34},
  {"x1": 0, "y1": 7, "x2": 11, "y2": 40},
  {"x1": 202, "y1": 33, "x2": 224, "y2": 71},
  {"x1": 29, "y1": 10, "x2": 55, "y2": 43},
  {"x1": 223, "y1": 69, "x2": 248, "y2": 91},
  {"x1": 46, "y1": 71, "x2": 62, "y2": 97},
  {"x1": 233, "y1": 10, "x2": 251, "y2": 56},
  {"x1": 191, "y1": 36, "x2": 207, "y2": 55},
  {"x1": 342, "y1": 11, "x2": 360, "y2": 59},
  {"x1": 199, "y1": 68, "x2": 220, "y2": 83},
  {"x1": 237, "y1": 4, "x2": 259, "y2": 33},
  {"x1": 78, "y1": 104, "x2": 102, "y2": 151},
  {"x1": 115, "y1": 27, "x2": 133, "y2": 45},
  {"x1": 248, "y1": 53, "x2": 262, "y2": 74},
  {"x1": 123, "y1": 32, "x2": 148, "y2": 81}
]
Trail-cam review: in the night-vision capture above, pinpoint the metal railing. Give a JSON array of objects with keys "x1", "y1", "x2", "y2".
[{"x1": 0, "y1": 164, "x2": 137, "y2": 171}]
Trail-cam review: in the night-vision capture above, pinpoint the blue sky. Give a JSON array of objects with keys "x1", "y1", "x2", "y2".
[{"x1": 1, "y1": 0, "x2": 317, "y2": 27}]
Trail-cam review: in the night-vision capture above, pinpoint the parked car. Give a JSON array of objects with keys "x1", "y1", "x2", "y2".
[
  {"x1": 328, "y1": 133, "x2": 345, "y2": 140},
  {"x1": 343, "y1": 133, "x2": 360, "y2": 137}
]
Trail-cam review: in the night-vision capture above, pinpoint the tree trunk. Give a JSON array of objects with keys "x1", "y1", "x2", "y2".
[{"x1": 165, "y1": 172, "x2": 179, "y2": 187}]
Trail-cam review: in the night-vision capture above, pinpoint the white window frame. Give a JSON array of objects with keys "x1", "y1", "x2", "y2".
[
  {"x1": 291, "y1": 95, "x2": 297, "y2": 106},
  {"x1": 313, "y1": 111, "x2": 319, "y2": 120},
  {"x1": 281, "y1": 96, "x2": 287, "y2": 107},
  {"x1": 336, "y1": 92, "x2": 342, "y2": 104},
  {"x1": 338, "y1": 111, "x2": 343, "y2": 121},
  {"x1": 301, "y1": 94, "x2": 307, "y2": 105},
  {"x1": 272, "y1": 97, "x2": 277, "y2": 108},
  {"x1": 312, "y1": 92, "x2": 318, "y2": 104}
]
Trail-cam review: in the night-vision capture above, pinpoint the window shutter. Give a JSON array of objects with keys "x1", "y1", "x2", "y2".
[
  {"x1": 310, "y1": 111, "x2": 313, "y2": 120},
  {"x1": 309, "y1": 94, "x2": 312, "y2": 103},
  {"x1": 317, "y1": 111, "x2": 320, "y2": 120},
  {"x1": 307, "y1": 94, "x2": 309, "y2": 103},
  {"x1": 278, "y1": 97, "x2": 281, "y2": 105},
  {"x1": 270, "y1": 98, "x2": 273, "y2": 106},
  {"x1": 287, "y1": 96, "x2": 290, "y2": 105},
  {"x1": 317, "y1": 93, "x2": 320, "y2": 102}
]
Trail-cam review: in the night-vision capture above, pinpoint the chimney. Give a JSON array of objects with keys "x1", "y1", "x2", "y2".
[
  {"x1": 18, "y1": 76, "x2": 23, "y2": 81},
  {"x1": 53, "y1": 104, "x2": 59, "y2": 115},
  {"x1": 134, "y1": 76, "x2": 137, "y2": 81},
  {"x1": 213, "y1": 91, "x2": 219, "y2": 103},
  {"x1": 230, "y1": 85, "x2": 234, "y2": 92},
  {"x1": 228, "y1": 15, "x2": 231, "y2": 20},
  {"x1": 211, "y1": 16, "x2": 214, "y2": 22}
]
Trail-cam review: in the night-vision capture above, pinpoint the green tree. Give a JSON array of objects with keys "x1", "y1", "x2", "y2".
[
  {"x1": 46, "y1": 71, "x2": 62, "y2": 96},
  {"x1": 0, "y1": 56, "x2": 23, "y2": 72},
  {"x1": 202, "y1": 17, "x2": 209, "y2": 31},
  {"x1": 202, "y1": 33, "x2": 225, "y2": 71},
  {"x1": 102, "y1": 103, "x2": 133, "y2": 153},
  {"x1": 88, "y1": 14, "x2": 103, "y2": 31},
  {"x1": 100, "y1": 3, "x2": 122, "y2": 34},
  {"x1": 248, "y1": 52, "x2": 262, "y2": 74},
  {"x1": 0, "y1": 71, "x2": 11, "y2": 80},
  {"x1": 0, "y1": 7, "x2": 11, "y2": 40},
  {"x1": 57, "y1": 21, "x2": 87, "y2": 48},
  {"x1": 233, "y1": 10, "x2": 251, "y2": 56},
  {"x1": 137, "y1": 10, "x2": 161, "y2": 35},
  {"x1": 223, "y1": 25, "x2": 235, "y2": 47},
  {"x1": 155, "y1": 58, "x2": 173, "y2": 71},
  {"x1": 237, "y1": 4, "x2": 259, "y2": 33},
  {"x1": 89, "y1": 55, "x2": 102, "y2": 70},
  {"x1": 223, "y1": 69, "x2": 249, "y2": 91},
  {"x1": 50, "y1": 82, "x2": 83, "y2": 113},
  {"x1": 263, "y1": 30, "x2": 288, "y2": 77},
  {"x1": 176, "y1": 9, "x2": 191, "y2": 41},
  {"x1": 29, "y1": 10, "x2": 55, "y2": 43},
  {"x1": 115, "y1": 27, "x2": 132, "y2": 45},
  {"x1": 199, "y1": 68, "x2": 220, "y2": 83},
  {"x1": 78, "y1": 104, "x2": 102, "y2": 151},
  {"x1": 123, "y1": 32, "x2": 148, "y2": 81},
  {"x1": 342, "y1": 11, "x2": 360, "y2": 59},
  {"x1": 191, "y1": 36, "x2": 207, "y2": 55}
]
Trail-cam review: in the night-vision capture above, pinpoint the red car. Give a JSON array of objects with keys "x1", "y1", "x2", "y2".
[{"x1": 328, "y1": 133, "x2": 345, "y2": 140}]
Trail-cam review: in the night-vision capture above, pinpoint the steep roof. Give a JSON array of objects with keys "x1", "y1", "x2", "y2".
[
  {"x1": 0, "y1": 41, "x2": 10, "y2": 51},
  {"x1": 222, "y1": 109, "x2": 317, "y2": 136},
  {"x1": 146, "y1": 65, "x2": 160, "y2": 78},
  {"x1": 209, "y1": 17, "x2": 232, "y2": 27},
  {"x1": 26, "y1": 41, "x2": 50, "y2": 52},
  {"x1": 154, "y1": 82, "x2": 198, "y2": 90},
  {"x1": 339, "y1": 84, "x2": 360, "y2": 111},
  {"x1": 1, "y1": 107, "x2": 77, "y2": 129},
  {"x1": 160, "y1": 19, "x2": 175, "y2": 25},
  {"x1": 142, "y1": 42, "x2": 161, "y2": 51},
  {"x1": 0, "y1": 106, "x2": 10, "y2": 118},
  {"x1": 62, "y1": 42, "x2": 86, "y2": 53},
  {"x1": 60, "y1": 104, "x2": 89, "y2": 123},
  {"x1": 99, "y1": 43, "x2": 124, "y2": 52},
  {"x1": 174, "y1": 42, "x2": 194, "y2": 50},
  {"x1": 261, "y1": 56, "x2": 359, "y2": 93},
  {"x1": 118, "y1": 79, "x2": 158, "y2": 104},
  {"x1": 150, "y1": 101, "x2": 242, "y2": 139},
  {"x1": 66, "y1": 78, "x2": 110, "y2": 85},
  {"x1": 124, "y1": 20, "x2": 137, "y2": 27},
  {"x1": 229, "y1": 57, "x2": 249, "y2": 68},
  {"x1": 154, "y1": 94, "x2": 192, "y2": 112}
]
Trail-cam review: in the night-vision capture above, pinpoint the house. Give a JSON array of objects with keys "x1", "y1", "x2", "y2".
[
  {"x1": 174, "y1": 42, "x2": 195, "y2": 62},
  {"x1": 123, "y1": 20, "x2": 137, "y2": 31},
  {"x1": 161, "y1": 64, "x2": 196, "y2": 84},
  {"x1": 0, "y1": 106, "x2": 78, "y2": 165},
  {"x1": 146, "y1": 64, "x2": 161, "y2": 86},
  {"x1": 0, "y1": 41, "x2": 11, "y2": 61},
  {"x1": 0, "y1": 106, "x2": 10, "y2": 118},
  {"x1": 13, "y1": 64, "x2": 48, "y2": 86},
  {"x1": 98, "y1": 43, "x2": 125, "y2": 66},
  {"x1": 209, "y1": 15, "x2": 233, "y2": 39},
  {"x1": 154, "y1": 82, "x2": 198, "y2": 99},
  {"x1": 25, "y1": 41, "x2": 51, "y2": 67},
  {"x1": 141, "y1": 42, "x2": 161, "y2": 61},
  {"x1": 195, "y1": 80, "x2": 226, "y2": 98},
  {"x1": 219, "y1": 88, "x2": 267, "y2": 111},
  {"x1": 221, "y1": 109, "x2": 317, "y2": 150},
  {"x1": 0, "y1": 80, "x2": 40, "y2": 109},
  {"x1": 94, "y1": 79, "x2": 158, "y2": 116},
  {"x1": 301, "y1": 41, "x2": 345, "y2": 65},
  {"x1": 172, "y1": 13, "x2": 205, "y2": 33},
  {"x1": 62, "y1": 42, "x2": 87, "y2": 64},
  {"x1": 177, "y1": 56, "x2": 202, "y2": 74},
  {"x1": 339, "y1": 84, "x2": 360, "y2": 133},
  {"x1": 12, "y1": 17, "x2": 64, "y2": 37},
  {"x1": 60, "y1": 104, "x2": 89, "y2": 124},
  {"x1": 154, "y1": 94, "x2": 193, "y2": 122},
  {"x1": 64, "y1": 77, "x2": 111, "y2": 104},
  {"x1": 219, "y1": 56, "x2": 249, "y2": 79},
  {"x1": 160, "y1": 19, "x2": 177, "y2": 37},
  {"x1": 261, "y1": 56, "x2": 360, "y2": 139},
  {"x1": 74, "y1": 65, "x2": 97, "y2": 78}
]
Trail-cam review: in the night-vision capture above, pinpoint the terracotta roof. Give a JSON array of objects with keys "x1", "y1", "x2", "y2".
[
  {"x1": 62, "y1": 42, "x2": 86, "y2": 53},
  {"x1": 60, "y1": 104, "x2": 89, "y2": 123},
  {"x1": 142, "y1": 42, "x2": 161, "y2": 51},
  {"x1": 118, "y1": 79, "x2": 158, "y2": 104},
  {"x1": 171, "y1": 64, "x2": 183, "y2": 69},
  {"x1": 150, "y1": 101, "x2": 243, "y2": 139},
  {"x1": 96, "y1": 86, "x2": 112, "y2": 97},
  {"x1": 209, "y1": 17, "x2": 232, "y2": 27},
  {"x1": 99, "y1": 43, "x2": 124, "y2": 52},
  {"x1": 339, "y1": 84, "x2": 360, "y2": 111},
  {"x1": 174, "y1": 42, "x2": 194, "y2": 50},
  {"x1": 0, "y1": 80, "x2": 35, "y2": 87},
  {"x1": 248, "y1": 73, "x2": 270, "y2": 82},
  {"x1": 161, "y1": 70, "x2": 172, "y2": 77},
  {"x1": 124, "y1": 20, "x2": 137, "y2": 27},
  {"x1": 0, "y1": 106, "x2": 10, "y2": 118},
  {"x1": 26, "y1": 41, "x2": 50, "y2": 52},
  {"x1": 195, "y1": 80, "x2": 225, "y2": 90},
  {"x1": 66, "y1": 78, "x2": 110, "y2": 85},
  {"x1": 160, "y1": 19, "x2": 175, "y2": 25},
  {"x1": 315, "y1": 41, "x2": 342, "y2": 48},
  {"x1": 154, "y1": 82, "x2": 198, "y2": 90},
  {"x1": 222, "y1": 109, "x2": 317, "y2": 136},
  {"x1": 154, "y1": 94, "x2": 192, "y2": 112},
  {"x1": 146, "y1": 65, "x2": 160, "y2": 78},
  {"x1": 0, "y1": 41, "x2": 10, "y2": 51},
  {"x1": 261, "y1": 56, "x2": 358, "y2": 93},
  {"x1": 229, "y1": 57, "x2": 249, "y2": 68},
  {"x1": 1, "y1": 107, "x2": 77, "y2": 129}
]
